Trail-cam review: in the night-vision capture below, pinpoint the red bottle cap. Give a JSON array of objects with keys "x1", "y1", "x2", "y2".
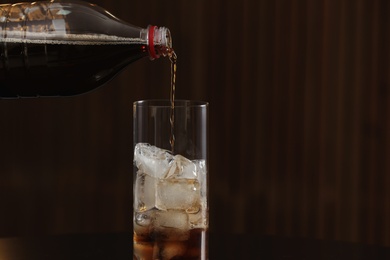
[{"x1": 148, "y1": 25, "x2": 159, "y2": 59}]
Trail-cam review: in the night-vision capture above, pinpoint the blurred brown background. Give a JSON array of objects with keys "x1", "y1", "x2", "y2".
[{"x1": 1, "y1": 0, "x2": 390, "y2": 247}]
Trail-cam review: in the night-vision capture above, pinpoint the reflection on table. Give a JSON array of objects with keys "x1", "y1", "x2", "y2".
[{"x1": 0, "y1": 232, "x2": 389, "y2": 260}]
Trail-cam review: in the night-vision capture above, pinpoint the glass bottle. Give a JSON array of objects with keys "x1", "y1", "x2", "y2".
[{"x1": 0, "y1": 0, "x2": 173, "y2": 98}]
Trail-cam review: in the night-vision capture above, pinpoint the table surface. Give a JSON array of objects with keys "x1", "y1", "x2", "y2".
[{"x1": 0, "y1": 232, "x2": 389, "y2": 260}]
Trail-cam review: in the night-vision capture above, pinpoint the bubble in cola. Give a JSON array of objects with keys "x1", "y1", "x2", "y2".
[{"x1": 133, "y1": 143, "x2": 208, "y2": 260}]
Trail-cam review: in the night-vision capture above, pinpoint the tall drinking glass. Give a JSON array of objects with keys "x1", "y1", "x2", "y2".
[{"x1": 133, "y1": 100, "x2": 208, "y2": 260}]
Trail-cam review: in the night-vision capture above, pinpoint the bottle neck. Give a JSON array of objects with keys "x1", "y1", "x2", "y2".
[{"x1": 142, "y1": 25, "x2": 172, "y2": 60}]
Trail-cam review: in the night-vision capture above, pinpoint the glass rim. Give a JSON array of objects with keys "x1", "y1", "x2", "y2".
[{"x1": 133, "y1": 99, "x2": 209, "y2": 108}]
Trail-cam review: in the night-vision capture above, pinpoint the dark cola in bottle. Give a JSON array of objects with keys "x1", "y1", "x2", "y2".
[{"x1": 0, "y1": 0, "x2": 173, "y2": 98}]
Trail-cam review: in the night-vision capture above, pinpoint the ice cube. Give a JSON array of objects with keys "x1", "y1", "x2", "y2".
[
  {"x1": 169, "y1": 155, "x2": 198, "y2": 179},
  {"x1": 134, "y1": 171, "x2": 157, "y2": 212},
  {"x1": 160, "y1": 241, "x2": 187, "y2": 259},
  {"x1": 156, "y1": 178, "x2": 201, "y2": 213},
  {"x1": 154, "y1": 210, "x2": 189, "y2": 241},
  {"x1": 188, "y1": 200, "x2": 208, "y2": 229},
  {"x1": 164, "y1": 155, "x2": 207, "y2": 180},
  {"x1": 195, "y1": 160, "x2": 207, "y2": 197},
  {"x1": 134, "y1": 209, "x2": 155, "y2": 238},
  {"x1": 134, "y1": 143, "x2": 173, "y2": 178}
]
